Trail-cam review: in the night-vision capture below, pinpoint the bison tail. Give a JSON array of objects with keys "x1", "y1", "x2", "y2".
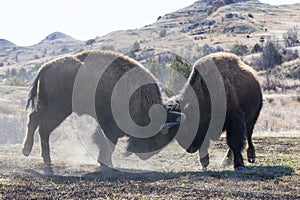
[{"x1": 26, "y1": 73, "x2": 40, "y2": 110}]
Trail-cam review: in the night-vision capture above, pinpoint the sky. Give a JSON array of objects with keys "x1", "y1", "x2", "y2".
[{"x1": 1, "y1": 0, "x2": 299, "y2": 46}]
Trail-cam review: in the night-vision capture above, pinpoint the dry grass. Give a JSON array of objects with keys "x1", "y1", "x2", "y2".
[{"x1": 0, "y1": 137, "x2": 299, "y2": 199}]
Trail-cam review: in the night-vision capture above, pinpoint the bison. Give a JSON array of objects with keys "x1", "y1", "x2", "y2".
[
  {"x1": 127, "y1": 52, "x2": 263, "y2": 170},
  {"x1": 22, "y1": 50, "x2": 185, "y2": 168}
]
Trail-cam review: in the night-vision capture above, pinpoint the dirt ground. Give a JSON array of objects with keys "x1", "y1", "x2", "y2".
[{"x1": 0, "y1": 137, "x2": 299, "y2": 199}]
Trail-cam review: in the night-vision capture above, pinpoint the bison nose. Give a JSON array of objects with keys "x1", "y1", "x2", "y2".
[{"x1": 187, "y1": 147, "x2": 198, "y2": 153}]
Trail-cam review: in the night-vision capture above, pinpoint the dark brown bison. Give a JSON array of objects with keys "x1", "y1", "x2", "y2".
[
  {"x1": 127, "y1": 52, "x2": 262, "y2": 170},
  {"x1": 22, "y1": 50, "x2": 184, "y2": 168}
]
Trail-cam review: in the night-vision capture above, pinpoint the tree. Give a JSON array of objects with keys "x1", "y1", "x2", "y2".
[
  {"x1": 11, "y1": 68, "x2": 17, "y2": 76},
  {"x1": 166, "y1": 55, "x2": 191, "y2": 97},
  {"x1": 231, "y1": 43, "x2": 248, "y2": 56},
  {"x1": 283, "y1": 26, "x2": 299, "y2": 47},
  {"x1": 258, "y1": 41, "x2": 283, "y2": 92},
  {"x1": 261, "y1": 41, "x2": 282, "y2": 70},
  {"x1": 132, "y1": 41, "x2": 140, "y2": 51},
  {"x1": 86, "y1": 39, "x2": 96, "y2": 46},
  {"x1": 159, "y1": 29, "x2": 167, "y2": 38},
  {"x1": 170, "y1": 55, "x2": 190, "y2": 79},
  {"x1": 129, "y1": 41, "x2": 141, "y2": 58},
  {"x1": 251, "y1": 43, "x2": 263, "y2": 53}
]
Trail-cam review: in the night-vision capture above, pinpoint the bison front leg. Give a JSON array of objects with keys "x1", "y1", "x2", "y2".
[
  {"x1": 93, "y1": 127, "x2": 118, "y2": 170},
  {"x1": 226, "y1": 110, "x2": 247, "y2": 171},
  {"x1": 199, "y1": 149, "x2": 209, "y2": 171},
  {"x1": 22, "y1": 111, "x2": 40, "y2": 157}
]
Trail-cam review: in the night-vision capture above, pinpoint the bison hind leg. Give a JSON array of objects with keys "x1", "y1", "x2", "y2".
[
  {"x1": 23, "y1": 110, "x2": 40, "y2": 157},
  {"x1": 225, "y1": 110, "x2": 247, "y2": 170},
  {"x1": 38, "y1": 109, "x2": 70, "y2": 166},
  {"x1": 246, "y1": 123, "x2": 256, "y2": 163}
]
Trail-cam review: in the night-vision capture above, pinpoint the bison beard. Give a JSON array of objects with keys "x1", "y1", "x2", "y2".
[{"x1": 22, "y1": 50, "x2": 182, "y2": 168}]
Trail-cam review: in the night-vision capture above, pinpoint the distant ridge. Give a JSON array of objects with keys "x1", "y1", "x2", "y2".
[
  {"x1": 0, "y1": 39, "x2": 16, "y2": 47},
  {"x1": 39, "y1": 31, "x2": 78, "y2": 44}
]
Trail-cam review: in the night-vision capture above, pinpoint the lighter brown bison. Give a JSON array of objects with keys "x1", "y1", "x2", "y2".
[{"x1": 22, "y1": 50, "x2": 185, "y2": 168}]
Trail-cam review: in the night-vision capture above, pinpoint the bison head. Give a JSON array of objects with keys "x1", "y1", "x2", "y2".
[{"x1": 125, "y1": 106, "x2": 186, "y2": 160}]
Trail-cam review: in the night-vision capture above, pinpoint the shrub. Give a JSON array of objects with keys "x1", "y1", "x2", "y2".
[
  {"x1": 86, "y1": 39, "x2": 96, "y2": 46},
  {"x1": 61, "y1": 46, "x2": 69, "y2": 53},
  {"x1": 101, "y1": 45, "x2": 115, "y2": 51},
  {"x1": 128, "y1": 41, "x2": 141, "y2": 58},
  {"x1": 283, "y1": 26, "x2": 299, "y2": 47},
  {"x1": 159, "y1": 29, "x2": 167, "y2": 38},
  {"x1": 251, "y1": 43, "x2": 263, "y2": 53},
  {"x1": 261, "y1": 41, "x2": 282, "y2": 70},
  {"x1": 248, "y1": 13, "x2": 254, "y2": 18},
  {"x1": 167, "y1": 55, "x2": 191, "y2": 97},
  {"x1": 0, "y1": 62, "x2": 4, "y2": 67},
  {"x1": 231, "y1": 43, "x2": 248, "y2": 56},
  {"x1": 7, "y1": 78, "x2": 27, "y2": 86},
  {"x1": 11, "y1": 68, "x2": 17, "y2": 76},
  {"x1": 202, "y1": 44, "x2": 216, "y2": 56},
  {"x1": 281, "y1": 48, "x2": 299, "y2": 62},
  {"x1": 33, "y1": 63, "x2": 43, "y2": 71},
  {"x1": 132, "y1": 41, "x2": 140, "y2": 51}
]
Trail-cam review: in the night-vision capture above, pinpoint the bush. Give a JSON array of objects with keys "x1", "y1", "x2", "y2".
[
  {"x1": 86, "y1": 39, "x2": 96, "y2": 46},
  {"x1": 251, "y1": 43, "x2": 263, "y2": 53},
  {"x1": 248, "y1": 13, "x2": 254, "y2": 18},
  {"x1": 128, "y1": 41, "x2": 141, "y2": 58},
  {"x1": 132, "y1": 41, "x2": 140, "y2": 51},
  {"x1": 167, "y1": 55, "x2": 191, "y2": 97},
  {"x1": 7, "y1": 78, "x2": 27, "y2": 86},
  {"x1": 261, "y1": 41, "x2": 282, "y2": 70},
  {"x1": 281, "y1": 48, "x2": 299, "y2": 62},
  {"x1": 159, "y1": 29, "x2": 167, "y2": 38},
  {"x1": 254, "y1": 41, "x2": 284, "y2": 91},
  {"x1": 11, "y1": 68, "x2": 17, "y2": 76},
  {"x1": 202, "y1": 44, "x2": 216, "y2": 56},
  {"x1": 231, "y1": 43, "x2": 248, "y2": 56},
  {"x1": 61, "y1": 46, "x2": 69, "y2": 53},
  {"x1": 0, "y1": 62, "x2": 4, "y2": 67},
  {"x1": 207, "y1": 7, "x2": 218, "y2": 16},
  {"x1": 101, "y1": 45, "x2": 115, "y2": 51},
  {"x1": 283, "y1": 26, "x2": 299, "y2": 47}
]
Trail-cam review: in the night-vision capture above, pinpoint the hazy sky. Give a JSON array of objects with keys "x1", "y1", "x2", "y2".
[{"x1": 1, "y1": 0, "x2": 299, "y2": 46}]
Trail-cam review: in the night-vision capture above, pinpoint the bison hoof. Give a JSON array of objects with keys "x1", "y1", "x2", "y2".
[
  {"x1": 234, "y1": 166, "x2": 245, "y2": 171},
  {"x1": 200, "y1": 154, "x2": 210, "y2": 169},
  {"x1": 248, "y1": 157, "x2": 255, "y2": 163},
  {"x1": 99, "y1": 164, "x2": 117, "y2": 173},
  {"x1": 22, "y1": 148, "x2": 30, "y2": 157}
]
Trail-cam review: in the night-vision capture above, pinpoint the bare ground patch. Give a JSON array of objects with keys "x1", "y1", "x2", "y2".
[{"x1": 0, "y1": 137, "x2": 299, "y2": 199}]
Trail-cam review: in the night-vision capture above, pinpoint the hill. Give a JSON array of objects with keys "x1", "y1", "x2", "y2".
[
  {"x1": 0, "y1": 39, "x2": 16, "y2": 48},
  {"x1": 0, "y1": 0, "x2": 299, "y2": 81}
]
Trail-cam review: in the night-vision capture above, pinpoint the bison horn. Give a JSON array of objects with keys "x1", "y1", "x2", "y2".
[
  {"x1": 168, "y1": 111, "x2": 186, "y2": 122},
  {"x1": 160, "y1": 111, "x2": 186, "y2": 134},
  {"x1": 160, "y1": 121, "x2": 180, "y2": 134}
]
